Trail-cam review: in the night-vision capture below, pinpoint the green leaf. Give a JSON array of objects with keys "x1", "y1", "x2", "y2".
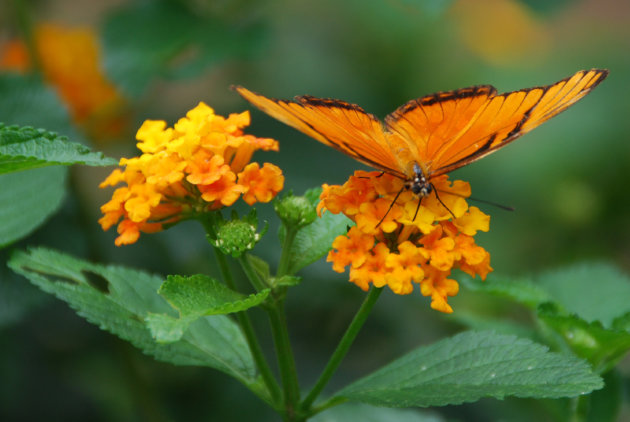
[
  {"x1": 312, "y1": 403, "x2": 444, "y2": 422},
  {"x1": 538, "y1": 306, "x2": 630, "y2": 374},
  {"x1": 536, "y1": 262, "x2": 630, "y2": 328},
  {"x1": 459, "y1": 272, "x2": 550, "y2": 308},
  {"x1": 339, "y1": 331, "x2": 602, "y2": 407},
  {"x1": 0, "y1": 123, "x2": 116, "y2": 174},
  {"x1": 0, "y1": 166, "x2": 66, "y2": 247},
  {"x1": 146, "y1": 274, "x2": 269, "y2": 343},
  {"x1": 286, "y1": 210, "x2": 351, "y2": 275},
  {"x1": 103, "y1": 0, "x2": 267, "y2": 97},
  {"x1": 8, "y1": 247, "x2": 262, "y2": 391}
]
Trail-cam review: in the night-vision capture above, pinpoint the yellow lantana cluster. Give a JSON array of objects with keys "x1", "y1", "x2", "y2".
[
  {"x1": 99, "y1": 102, "x2": 284, "y2": 246},
  {"x1": 318, "y1": 171, "x2": 492, "y2": 313}
]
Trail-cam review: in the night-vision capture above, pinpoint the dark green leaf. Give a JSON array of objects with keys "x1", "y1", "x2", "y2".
[
  {"x1": 146, "y1": 274, "x2": 269, "y2": 343},
  {"x1": 0, "y1": 166, "x2": 66, "y2": 247},
  {"x1": 0, "y1": 123, "x2": 116, "y2": 174},
  {"x1": 536, "y1": 263, "x2": 630, "y2": 328},
  {"x1": 339, "y1": 331, "x2": 602, "y2": 407},
  {"x1": 8, "y1": 248, "x2": 262, "y2": 391}
]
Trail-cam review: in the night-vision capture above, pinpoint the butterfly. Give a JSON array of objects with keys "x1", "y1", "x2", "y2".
[{"x1": 234, "y1": 69, "x2": 608, "y2": 200}]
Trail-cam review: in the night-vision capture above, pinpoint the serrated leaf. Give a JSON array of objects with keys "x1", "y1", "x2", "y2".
[
  {"x1": 339, "y1": 331, "x2": 602, "y2": 407},
  {"x1": 0, "y1": 123, "x2": 116, "y2": 174},
  {"x1": 285, "y1": 210, "x2": 352, "y2": 275},
  {"x1": 538, "y1": 308, "x2": 630, "y2": 374},
  {"x1": 312, "y1": 402, "x2": 444, "y2": 422},
  {"x1": 146, "y1": 274, "x2": 269, "y2": 343},
  {"x1": 8, "y1": 247, "x2": 262, "y2": 391},
  {"x1": 536, "y1": 262, "x2": 630, "y2": 328},
  {"x1": 0, "y1": 166, "x2": 67, "y2": 247}
]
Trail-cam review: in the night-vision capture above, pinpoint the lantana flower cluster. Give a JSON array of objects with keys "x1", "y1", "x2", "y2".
[
  {"x1": 0, "y1": 23, "x2": 125, "y2": 138},
  {"x1": 99, "y1": 102, "x2": 284, "y2": 246},
  {"x1": 318, "y1": 171, "x2": 492, "y2": 313}
]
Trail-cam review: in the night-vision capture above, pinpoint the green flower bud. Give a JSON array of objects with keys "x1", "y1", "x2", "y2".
[
  {"x1": 207, "y1": 210, "x2": 268, "y2": 257},
  {"x1": 274, "y1": 194, "x2": 317, "y2": 229}
]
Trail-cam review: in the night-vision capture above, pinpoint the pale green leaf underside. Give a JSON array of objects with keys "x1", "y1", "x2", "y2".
[
  {"x1": 339, "y1": 331, "x2": 602, "y2": 407},
  {"x1": 0, "y1": 124, "x2": 116, "y2": 174},
  {"x1": 146, "y1": 274, "x2": 269, "y2": 343},
  {"x1": 8, "y1": 247, "x2": 259, "y2": 387},
  {"x1": 312, "y1": 402, "x2": 444, "y2": 422},
  {"x1": 0, "y1": 166, "x2": 66, "y2": 247}
]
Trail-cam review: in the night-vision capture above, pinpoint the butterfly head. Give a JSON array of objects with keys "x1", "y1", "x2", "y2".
[{"x1": 407, "y1": 162, "x2": 433, "y2": 197}]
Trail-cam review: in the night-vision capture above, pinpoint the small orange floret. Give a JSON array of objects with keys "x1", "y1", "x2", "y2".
[{"x1": 321, "y1": 171, "x2": 492, "y2": 313}]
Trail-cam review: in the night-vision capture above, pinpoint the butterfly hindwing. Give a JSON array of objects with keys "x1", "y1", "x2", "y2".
[{"x1": 234, "y1": 87, "x2": 406, "y2": 177}]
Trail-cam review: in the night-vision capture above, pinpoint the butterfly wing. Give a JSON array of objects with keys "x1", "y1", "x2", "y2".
[
  {"x1": 385, "y1": 69, "x2": 609, "y2": 177},
  {"x1": 234, "y1": 86, "x2": 407, "y2": 178}
]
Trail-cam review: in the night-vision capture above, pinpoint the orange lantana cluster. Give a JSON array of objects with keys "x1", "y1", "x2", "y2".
[
  {"x1": 319, "y1": 171, "x2": 492, "y2": 313},
  {"x1": 99, "y1": 102, "x2": 284, "y2": 246},
  {"x1": 0, "y1": 23, "x2": 125, "y2": 137}
]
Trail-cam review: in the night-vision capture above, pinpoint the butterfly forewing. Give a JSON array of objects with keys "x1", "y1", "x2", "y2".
[
  {"x1": 234, "y1": 87, "x2": 406, "y2": 177},
  {"x1": 385, "y1": 85, "x2": 498, "y2": 172},
  {"x1": 387, "y1": 69, "x2": 608, "y2": 177}
]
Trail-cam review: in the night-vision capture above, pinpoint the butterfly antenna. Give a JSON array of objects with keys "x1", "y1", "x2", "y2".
[
  {"x1": 436, "y1": 188, "x2": 514, "y2": 212},
  {"x1": 433, "y1": 186, "x2": 456, "y2": 219},
  {"x1": 376, "y1": 185, "x2": 405, "y2": 228},
  {"x1": 468, "y1": 196, "x2": 515, "y2": 211}
]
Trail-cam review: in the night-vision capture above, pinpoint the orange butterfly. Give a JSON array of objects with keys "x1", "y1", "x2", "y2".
[{"x1": 235, "y1": 69, "x2": 608, "y2": 198}]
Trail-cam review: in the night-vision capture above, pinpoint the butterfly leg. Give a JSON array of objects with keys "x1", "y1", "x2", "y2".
[
  {"x1": 376, "y1": 184, "x2": 405, "y2": 228},
  {"x1": 432, "y1": 185, "x2": 456, "y2": 218}
]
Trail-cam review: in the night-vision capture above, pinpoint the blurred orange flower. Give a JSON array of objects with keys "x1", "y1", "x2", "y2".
[
  {"x1": 319, "y1": 171, "x2": 492, "y2": 313},
  {"x1": 0, "y1": 23, "x2": 126, "y2": 138},
  {"x1": 99, "y1": 102, "x2": 284, "y2": 246}
]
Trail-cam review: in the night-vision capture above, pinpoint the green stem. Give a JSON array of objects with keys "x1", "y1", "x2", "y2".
[
  {"x1": 277, "y1": 225, "x2": 298, "y2": 277},
  {"x1": 212, "y1": 248, "x2": 281, "y2": 406},
  {"x1": 569, "y1": 394, "x2": 590, "y2": 422},
  {"x1": 301, "y1": 287, "x2": 383, "y2": 413},
  {"x1": 266, "y1": 302, "x2": 301, "y2": 420},
  {"x1": 202, "y1": 215, "x2": 281, "y2": 407}
]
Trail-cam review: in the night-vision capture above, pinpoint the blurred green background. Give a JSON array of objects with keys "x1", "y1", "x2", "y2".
[{"x1": 1, "y1": 0, "x2": 629, "y2": 420}]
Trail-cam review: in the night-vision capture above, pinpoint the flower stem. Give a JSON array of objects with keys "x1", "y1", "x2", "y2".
[
  {"x1": 301, "y1": 287, "x2": 383, "y2": 413},
  {"x1": 206, "y1": 220, "x2": 281, "y2": 407},
  {"x1": 277, "y1": 225, "x2": 298, "y2": 277},
  {"x1": 266, "y1": 302, "x2": 301, "y2": 420}
]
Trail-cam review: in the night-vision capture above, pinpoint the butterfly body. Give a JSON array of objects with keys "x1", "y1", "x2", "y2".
[{"x1": 235, "y1": 69, "x2": 608, "y2": 192}]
